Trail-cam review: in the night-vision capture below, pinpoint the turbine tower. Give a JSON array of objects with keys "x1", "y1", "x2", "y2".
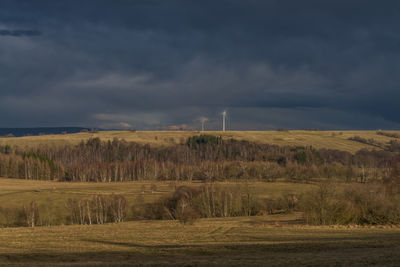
[
  {"x1": 222, "y1": 110, "x2": 227, "y2": 132},
  {"x1": 200, "y1": 117, "x2": 208, "y2": 131}
]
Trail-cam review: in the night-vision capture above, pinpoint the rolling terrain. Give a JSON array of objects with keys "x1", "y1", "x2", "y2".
[
  {"x1": 1, "y1": 130, "x2": 400, "y2": 153},
  {"x1": 1, "y1": 131, "x2": 400, "y2": 266},
  {"x1": 0, "y1": 178, "x2": 316, "y2": 224},
  {"x1": 0, "y1": 216, "x2": 399, "y2": 266}
]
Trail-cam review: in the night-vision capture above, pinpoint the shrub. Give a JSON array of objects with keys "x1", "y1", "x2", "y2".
[
  {"x1": 300, "y1": 183, "x2": 400, "y2": 225},
  {"x1": 175, "y1": 205, "x2": 200, "y2": 225},
  {"x1": 0, "y1": 201, "x2": 40, "y2": 227},
  {"x1": 187, "y1": 135, "x2": 223, "y2": 148},
  {"x1": 0, "y1": 206, "x2": 25, "y2": 227},
  {"x1": 377, "y1": 131, "x2": 400, "y2": 139},
  {"x1": 300, "y1": 183, "x2": 343, "y2": 225},
  {"x1": 348, "y1": 136, "x2": 384, "y2": 148},
  {"x1": 138, "y1": 184, "x2": 263, "y2": 223},
  {"x1": 342, "y1": 184, "x2": 400, "y2": 225}
]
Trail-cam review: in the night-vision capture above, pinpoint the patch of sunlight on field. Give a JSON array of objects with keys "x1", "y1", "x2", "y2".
[
  {"x1": 1, "y1": 130, "x2": 400, "y2": 153},
  {"x1": 0, "y1": 178, "x2": 317, "y2": 222},
  {"x1": 0, "y1": 215, "x2": 399, "y2": 266}
]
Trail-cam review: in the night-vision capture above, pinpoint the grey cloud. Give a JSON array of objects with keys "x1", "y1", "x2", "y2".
[
  {"x1": 0, "y1": 1, "x2": 400, "y2": 129},
  {"x1": 0, "y1": 29, "x2": 41, "y2": 36}
]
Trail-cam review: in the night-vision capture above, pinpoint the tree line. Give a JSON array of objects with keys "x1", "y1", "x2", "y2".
[
  {"x1": 0, "y1": 135, "x2": 399, "y2": 182},
  {"x1": 2, "y1": 178, "x2": 399, "y2": 227}
]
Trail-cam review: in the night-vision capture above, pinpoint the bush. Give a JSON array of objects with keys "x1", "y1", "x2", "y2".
[
  {"x1": 342, "y1": 185, "x2": 400, "y2": 225},
  {"x1": 176, "y1": 205, "x2": 201, "y2": 225},
  {"x1": 0, "y1": 201, "x2": 40, "y2": 227},
  {"x1": 300, "y1": 183, "x2": 400, "y2": 225},
  {"x1": 348, "y1": 136, "x2": 384, "y2": 148},
  {"x1": 0, "y1": 206, "x2": 25, "y2": 227},
  {"x1": 137, "y1": 184, "x2": 264, "y2": 224},
  {"x1": 187, "y1": 135, "x2": 223, "y2": 148},
  {"x1": 300, "y1": 183, "x2": 343, "y2": 225},
  {"x1": 376, "y1": 131, "x2": 400, "y2": 139}
]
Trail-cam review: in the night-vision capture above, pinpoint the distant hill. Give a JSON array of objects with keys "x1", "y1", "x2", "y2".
[
  {"x1": 1, "y1": 130, "x2": 400, "y2": 153},
  {"x1": 0, "y1": 127, "x2": 86, "y2": 137}
]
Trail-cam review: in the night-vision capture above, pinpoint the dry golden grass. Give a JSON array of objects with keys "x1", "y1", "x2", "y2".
[
  {"x1": 1, "y1": 130, "x2": 400, "y2": 153},
  {"x1": 1, "y1": 179, "x2": 399, "y2": 266},
  {"x1": 0, "y1": 178, "x2": 316, "y2": 223},
  {"x1": 0, "y1": 215, "x2": 399, "y2": 266},
  {"x1": 2, "y1": 131, "x2": 400, "y2": 265}
]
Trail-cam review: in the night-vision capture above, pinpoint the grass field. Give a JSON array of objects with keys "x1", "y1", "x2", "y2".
[
  {"x1": 0, "y1": 178, "x2": 316, "y2": 223},
  {"x1": 0, "y1": 215, "x2": 399, "y2": 266},
  {"x1": 2, "y1": 131, "x2": 400, "y2": 266},
  {"x1": 3, "y1": 178, "x2": 399, "y2": 266},
  {"x1": 1, "y1": 130, "x2": 400, "y2": 153}
]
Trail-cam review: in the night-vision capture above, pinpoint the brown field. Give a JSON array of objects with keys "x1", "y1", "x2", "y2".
[
  {"x1": 1, "y1": 131, "x2": 400, "y2": 266},
  {"x1": 1, "y1": 130, "x2": 400, "y2": 153},
  {"x1": 0, "y1": 215, "x2": 399, "y2": 266},
  {"x1": 1, "y1": 178, "x2": 399, "y2": 266},
  {"x1": 0, "y1": 178, "x2": 316, "y2": 222}
]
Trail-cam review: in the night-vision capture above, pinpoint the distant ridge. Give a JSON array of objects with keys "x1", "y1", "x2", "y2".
[{"x1": 0, "y1": 127, "x2": 87, "y2": 137}]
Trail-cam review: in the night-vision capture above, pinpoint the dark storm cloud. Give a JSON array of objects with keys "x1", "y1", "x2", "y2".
[
  {"x1": 1, "y1": 0, "x2": 400, "y2": 129},
  {"x1": 0, "y1": 29, "x2": 41, "y2": 36}
]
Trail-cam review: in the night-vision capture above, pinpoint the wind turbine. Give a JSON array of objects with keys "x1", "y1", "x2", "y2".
[
  {"x1": 222, "y1": 110, "x2": 227, "y2": 132},
  {"x1": 200, "y1": 117, "x2": 208, "y2": 131}
]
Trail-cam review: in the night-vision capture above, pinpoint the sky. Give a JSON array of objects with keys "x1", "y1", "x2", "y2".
[{"x1": 1, "y1": 0, "x2": 400, "y2": 130}]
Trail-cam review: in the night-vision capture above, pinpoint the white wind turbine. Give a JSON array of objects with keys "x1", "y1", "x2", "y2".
[
  {"x1": 222, "y1": 110, "x2": 227, "y2": 132},
  {"x1": 200, "y1": 117, "x2": 208, "y2": 131}
]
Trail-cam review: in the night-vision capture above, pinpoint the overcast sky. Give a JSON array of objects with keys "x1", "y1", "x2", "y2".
[{"x1": 1, "y1": 0, "x2": 400, "y2": 130}]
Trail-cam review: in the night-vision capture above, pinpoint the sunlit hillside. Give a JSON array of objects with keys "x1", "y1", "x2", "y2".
[{"x1": 1, "y1": 130, "x2": 400, "y2": 153}]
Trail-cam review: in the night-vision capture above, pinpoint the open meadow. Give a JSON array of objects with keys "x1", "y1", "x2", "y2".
[
  {"x1": 0, "y1": 178, "x2": 316, "y2": 224},
  {"x1": 0, "y1": 215, "x2": 399, "y2": 266},
  {"x1": 2, "y1": 130, "x2": 400, "y2": 153},
  {"x1": 1, "y1": 178, "x2": 400, "y2": 266},
  {"x1": 1, "y1": 131, "x2": 400, "y2": 266}
]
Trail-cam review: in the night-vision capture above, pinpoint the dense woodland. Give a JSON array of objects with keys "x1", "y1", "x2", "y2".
[{"x1": 0, "y1": 135, "x2": 399, "y2": 183}]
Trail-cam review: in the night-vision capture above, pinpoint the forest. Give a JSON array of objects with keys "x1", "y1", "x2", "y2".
[{"x1": 0, "y1": 135, "x2": 399, "y2": 183}]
